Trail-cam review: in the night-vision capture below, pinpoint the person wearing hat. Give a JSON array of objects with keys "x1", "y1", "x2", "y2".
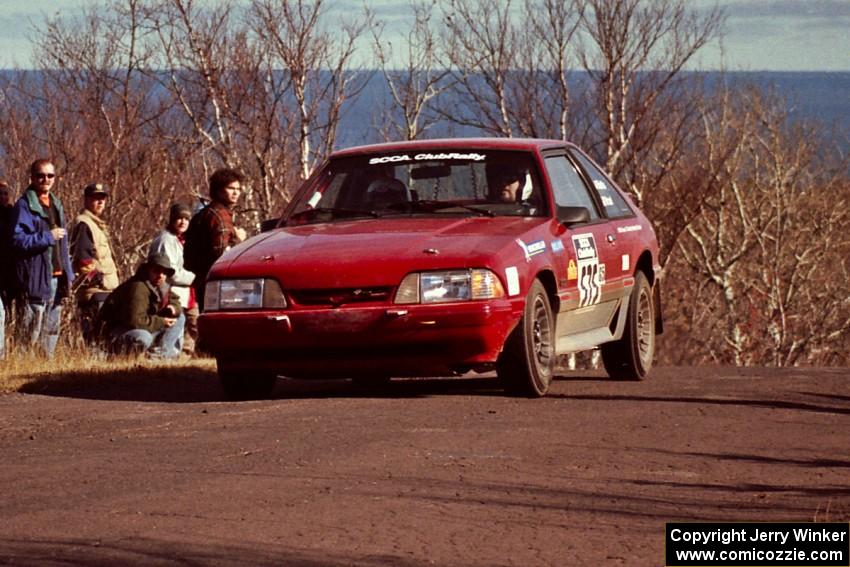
[
  {"x1": 10, "y1": 159, "x2": 75, "y2": 359},
  {"x1": 148, "y1": 203, "x2": 197, "y2": 353},
  {"x1": 71, "y1": 182, "x2": 120, "y2": 344},
  {"x1": 98, "y1": 253, "x2": 184, "y2": 358}
]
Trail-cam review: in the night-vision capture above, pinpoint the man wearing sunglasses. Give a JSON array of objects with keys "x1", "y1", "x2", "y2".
[{"x1": 10, "y1": 159, "x2": 74, "y2": 358}]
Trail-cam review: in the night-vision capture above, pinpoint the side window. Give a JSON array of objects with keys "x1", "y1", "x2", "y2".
[
  {"x1": 543, "y1": 155, "x2": 600, "y2": 220},
  {"x1": 570, "y1": 151, "x2": 633, "y2": 218}
]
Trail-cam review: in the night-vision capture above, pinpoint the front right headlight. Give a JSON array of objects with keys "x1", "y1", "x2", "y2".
[
  {"x1": 204, "y1": 278, "x2": 287, "y2": 311},
  {"x1": 394, "y1": 269, "x2": 505, "y2": 304}
]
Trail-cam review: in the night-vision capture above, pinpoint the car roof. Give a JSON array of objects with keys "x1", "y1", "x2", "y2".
[{"x1": 330, "y1": 137, "x2": 571, "y2": 158}]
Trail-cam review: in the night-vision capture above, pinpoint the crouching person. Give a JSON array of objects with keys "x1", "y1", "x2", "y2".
[{"x1": 99, "y1": 253, "x2": 184, "y2": 359}]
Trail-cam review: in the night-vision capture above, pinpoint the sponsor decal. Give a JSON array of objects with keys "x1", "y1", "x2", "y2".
[
  {"x1": 550, "y1": 240, "x2": 565, "y2": 253},
  {"x1": 515, "y1": 238, "x2": 546, "y2": 261},
  {"x1": 368, "y1": 152, "x2": 486, "y2": 165},
  {"x1": 593, "y1": 179, "x2": 607, "y2": 190},
  {"x1": 601, "y1": 195, "x2": 614, "y2": 207},
  {"x1": 622, "y1": 254, "x2": 630, "y2": 272},
  {"x1": 571, "y1": 233, "x2": 603, "y2": 307},
  {"x1": 505, "y1": 266, "x2": 520, "y2": 296},
  {"x1": 616, "y1": 224, "x2": 642, "y2": 234},
  {"x1": 527, "y1": 240, "x2": 545, "y2": 255},
  {"x1": 307, "y1": 191, "x2": 322, "y2": 208},
  {"x1": 567, "y1": 258, "x2": 577, "y2": 280}
]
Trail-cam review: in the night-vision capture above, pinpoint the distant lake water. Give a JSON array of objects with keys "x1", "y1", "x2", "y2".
[
  {"x1": 339, "y1": 71, "x2": 850, "y2": 152},
  {"x1": 3, "y1": 69, "x2": 846, "y2": 152}
]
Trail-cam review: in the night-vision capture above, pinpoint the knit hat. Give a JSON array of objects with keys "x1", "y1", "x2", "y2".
[
  {"x1": 144, "y1": 253, "x2": 176, "y2": 277},
  {"x1": 169, "y1": 203, "x2": 192, "y2": 224}
]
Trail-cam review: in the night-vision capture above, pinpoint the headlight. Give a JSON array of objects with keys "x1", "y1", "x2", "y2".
[
  {"x1": 204, "y1": 279, "x2": 287, "y2": 311},
  {"x1": 394, "y1": 269, "x2": 505, "y2": 304}
]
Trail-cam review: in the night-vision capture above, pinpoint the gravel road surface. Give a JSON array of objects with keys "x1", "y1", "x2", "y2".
[{"x1": 1, "y1": 366, "x2": 848, "y2": 566}]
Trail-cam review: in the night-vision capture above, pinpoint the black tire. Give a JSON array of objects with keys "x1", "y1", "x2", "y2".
[
  {"x1": 601, "y1": 271, "x2": 655, "y2": 380},
  {"x1": 218, "y1": 363, "x2": 277, "y2": 400},
  {"x1": 497, "y1": 279, "x2": 555, "y2": 397}
]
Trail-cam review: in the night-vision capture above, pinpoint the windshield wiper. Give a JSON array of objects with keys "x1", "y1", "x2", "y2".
[
  {"x1": 288, "y1": 207, "x2": 381, "y2": 222},
  {"x1": 389, "y1": 199, "x2": 495, "y2": 217}
]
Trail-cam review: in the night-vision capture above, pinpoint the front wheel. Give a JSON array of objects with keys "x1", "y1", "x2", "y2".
[
  {"x1": 601, "y1": 271, "x2": 655, "y2": 380},
  {"x1": 218, "y1": 361, "x2": 277, "y2": 400},
  {"x1": 497, "y1": 280, "x2": 555, "y2": 397}
]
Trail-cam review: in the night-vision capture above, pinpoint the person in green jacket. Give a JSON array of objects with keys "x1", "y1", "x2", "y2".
[{"x1": 100, "y1": 253, "x2": 184, "y2": 358}]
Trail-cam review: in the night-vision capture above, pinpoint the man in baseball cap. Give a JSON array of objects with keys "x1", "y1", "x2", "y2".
[
  {"x1": 71, "y1": 182, "x2": 120, "y2": 344},
  {"x1": 98, "y1": 252, "x2": 184, "y2": 358},
  {"x1": 83, "y1": 182, "x2": 109, "y2": 198}
]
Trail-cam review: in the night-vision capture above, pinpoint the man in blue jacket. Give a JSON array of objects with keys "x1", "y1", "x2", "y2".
[{"x1": 11, "y1": 159, "x2": 75, "y2": 358}]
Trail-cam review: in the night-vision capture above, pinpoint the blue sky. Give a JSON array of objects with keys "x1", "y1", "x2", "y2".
[{"x1": 0, "y1": 0, "x2": 848, "y2": 71}]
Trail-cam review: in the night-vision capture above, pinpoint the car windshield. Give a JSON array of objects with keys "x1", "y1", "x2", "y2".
[{"x1": 286, "y1": 149, "x2": 547, "y2": 225}]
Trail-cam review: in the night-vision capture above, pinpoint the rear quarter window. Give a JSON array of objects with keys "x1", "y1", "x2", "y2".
[{"x1": 570, "y1": 150, "x2": 633, "y2": 219}]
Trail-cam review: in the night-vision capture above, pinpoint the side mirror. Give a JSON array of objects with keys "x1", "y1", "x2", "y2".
[
  {"x1": 260, "y1": 218, "x2": 279, "y2": 233},
  {"x1": 556, "y1": 206, "x2": 590, "y2": 226}
]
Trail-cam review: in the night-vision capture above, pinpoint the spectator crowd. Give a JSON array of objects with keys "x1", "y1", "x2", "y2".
[{"x1": 0, "y1": 160, "x2": 247, "y2": 360}]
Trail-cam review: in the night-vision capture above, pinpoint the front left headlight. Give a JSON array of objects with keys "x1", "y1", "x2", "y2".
[
  {"x1": 204, "y1": 278, "x2": 287, "y2": 311},
  {"x1": 395, "y1": 269, "x2": 505, "y2": 304}
]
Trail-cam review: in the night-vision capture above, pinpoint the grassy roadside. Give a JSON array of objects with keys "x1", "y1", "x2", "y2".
[{"x1": 0, "y1": 346, "x2": 217, "y2": 396}]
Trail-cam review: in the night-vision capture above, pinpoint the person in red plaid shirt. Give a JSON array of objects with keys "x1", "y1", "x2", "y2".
[{"x1": 184, "y1": 168, "x2": 247, "y2": 311}]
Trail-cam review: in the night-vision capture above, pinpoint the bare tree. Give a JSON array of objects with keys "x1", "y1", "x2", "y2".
[
  {"x1": 144, "y1": 0, "x2": 243, "y2": 173},
  {"x1": 575, "y1": 0, "x2": 724, "y2": 205},
  {"x1": 516, "y1": 0, "x2": 584, "y2": 139},
  {"x1": 142, "y1": 0, "x2": 303, "y2": 227},
  {"x1": 671, "y1": 87, "x2": 850, "y2": 366},
  {"x1": 249, "y1": 0, "x2": 369, "y2": 179},
  {"x1": 439, "y1": 0, "x2": 518, "y2": 137},
  {"x1": 20, "y1": 0, "x2": 178, "y2": 271},
  {"x1": 370, "y1": 0, "x2": 451, "y2": 141},
  {"x1": 438, "y1": 0, "x2": 587, "y2": 140}
]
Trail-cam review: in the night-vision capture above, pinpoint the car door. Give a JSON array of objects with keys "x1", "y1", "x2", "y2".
[
  {"x1": 541, "y1": 151, "x2": 620, "y2": 353},
  {"x1": 569, "y1": 146, "x2": 641, "y2": 287}
]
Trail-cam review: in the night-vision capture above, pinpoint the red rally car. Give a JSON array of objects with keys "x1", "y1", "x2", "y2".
[{"x1": 199, "y1": 138, "x2": 663, "y2": 399}]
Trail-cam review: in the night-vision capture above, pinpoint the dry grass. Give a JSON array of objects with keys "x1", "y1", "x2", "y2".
[{"x1": 1, "y1": 345, "x2": 219, "y2": 402}]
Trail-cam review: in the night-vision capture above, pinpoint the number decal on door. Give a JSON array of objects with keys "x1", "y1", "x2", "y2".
[{"x1": 571, "y1": 233, "x2": 602, "y2": 307}]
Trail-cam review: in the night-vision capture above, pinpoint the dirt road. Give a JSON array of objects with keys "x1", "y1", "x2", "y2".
[{"x1": 1, "y1": 366, "x2": 847, "y2": 566}]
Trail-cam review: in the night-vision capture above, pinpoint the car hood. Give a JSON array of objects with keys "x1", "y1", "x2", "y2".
[{"x1": 213, "y1": 216, "x2": 547, "y2": 289}]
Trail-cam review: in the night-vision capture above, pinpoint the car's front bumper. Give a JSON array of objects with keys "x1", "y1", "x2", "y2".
[{"x1": 199, "y1": 299, "x2": 521, "y2": 377}]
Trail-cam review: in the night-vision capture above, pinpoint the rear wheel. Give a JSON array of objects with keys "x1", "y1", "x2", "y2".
[
  {"x1": 497, "y1": 280, "x2": 555, "y2": 397},
  {"x1": 217, "y1": 361, "x2": 277, "y2": 400},
  {"x1": 601, "y1": 271, "x2": 655, "y2": 380}
]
